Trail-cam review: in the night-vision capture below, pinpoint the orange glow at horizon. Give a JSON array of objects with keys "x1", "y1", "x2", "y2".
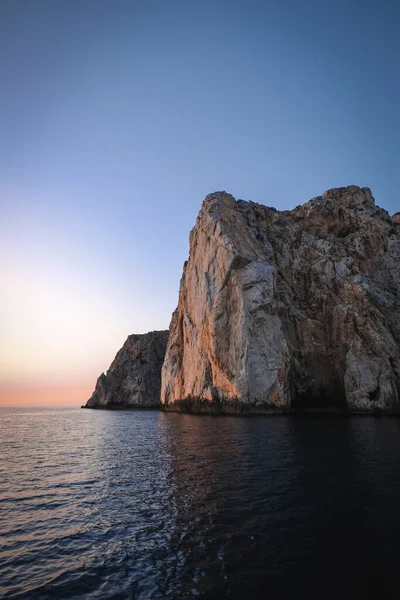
[{"x1": 0, "y1": 382, "x2": 95, "y2": 407}]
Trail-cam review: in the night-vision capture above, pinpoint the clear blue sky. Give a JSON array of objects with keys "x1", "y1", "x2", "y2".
[{"x1": 0, "y1": 0, "x2": 399, "y2": 398}]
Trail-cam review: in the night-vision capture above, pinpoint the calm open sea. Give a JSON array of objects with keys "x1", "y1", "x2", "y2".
[{"x1": 1, "y1": 407, "x2": 400, "y2": 599}]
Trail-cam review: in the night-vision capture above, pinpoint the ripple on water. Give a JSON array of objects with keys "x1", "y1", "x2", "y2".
[{"x1": 1, "y1": 408, "x2": 400, "y2": 599}]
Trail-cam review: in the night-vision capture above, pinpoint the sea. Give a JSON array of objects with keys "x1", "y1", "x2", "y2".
[{"x1": 1, "y1": 407, "x2": 400, "y2": 599}]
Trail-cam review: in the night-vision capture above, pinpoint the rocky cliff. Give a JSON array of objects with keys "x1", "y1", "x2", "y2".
[
  {"x1": 85, "y1": 330, "x2": 168, "y2": 409},
  {"x1": 161, "y1": 186, "x2": 400, "y2": 414}
]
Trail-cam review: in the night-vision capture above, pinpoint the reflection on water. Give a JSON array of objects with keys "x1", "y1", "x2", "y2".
[{"x1": 1, "y1": 408, "x2": 400, "y2": 599}]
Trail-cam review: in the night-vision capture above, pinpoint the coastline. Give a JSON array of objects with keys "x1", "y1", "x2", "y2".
[{"x1": 81, "y1": 402, "x2": 400, "y2": 416}]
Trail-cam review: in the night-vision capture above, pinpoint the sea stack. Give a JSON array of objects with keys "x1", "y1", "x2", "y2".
[
  {"x1": 85, "y1": 330, "x2": 169, "y2": 409},
  {"x1": 161, "y1": 186, "x2": 400, "y2": 414}
]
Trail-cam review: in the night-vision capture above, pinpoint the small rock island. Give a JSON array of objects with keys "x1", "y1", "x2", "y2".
[{"x1": 84, "y1": 186, "x2": 400, "y2": 415}]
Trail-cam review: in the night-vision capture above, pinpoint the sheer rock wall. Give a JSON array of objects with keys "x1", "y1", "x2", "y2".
[{"x1": 161, "y1": 187, "x2": 400, "y2": 414}]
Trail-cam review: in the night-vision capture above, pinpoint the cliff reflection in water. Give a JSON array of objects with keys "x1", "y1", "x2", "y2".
[
  {"x1": 151, "y1": 415, "x2": 400, "y2": 599},
  {"x1": 157, "y1": 414, "x2": 303, "y2": 599},
  {"x1": 1, "y1": 408, "x2": 400, "y2": 599}
]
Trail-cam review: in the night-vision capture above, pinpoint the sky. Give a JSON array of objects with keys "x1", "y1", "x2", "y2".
[{"x1": 1, "y1": 0, "x2": 399, "y2": 405}]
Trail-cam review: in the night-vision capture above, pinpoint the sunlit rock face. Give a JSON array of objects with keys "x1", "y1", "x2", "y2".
[
  {"x1": 85, "y1": 331, "x2": 169, "y2": 408},
  {"x1": 161, "y1": 186, "x2": 400, "y2": 414},
  {"x1": 392, "y1": 213, "x2": 400, "y2": 224}
]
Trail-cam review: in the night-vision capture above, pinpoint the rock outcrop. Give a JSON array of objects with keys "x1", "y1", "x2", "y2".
[
  {"x1": 393, "y1": 213, "x2": 400, "y2": 224},
  {"x1": 85, "y1": 330, "x2": 169, "y2": 409},
  {"x1": 161, "y1": 186, "x2": 400, "y2": 414}
]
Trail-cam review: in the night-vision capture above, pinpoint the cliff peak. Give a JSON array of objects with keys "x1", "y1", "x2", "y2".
[{"x1": 322, "y1": 185, "x2": 373, "y2": 201}]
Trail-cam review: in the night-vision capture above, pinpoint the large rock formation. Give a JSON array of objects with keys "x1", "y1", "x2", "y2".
[
  {"x1": 85, "y1": 330, "x2": 168, "y2": 409},
  {"x1": 161, "y1": 186, "x2": 400, "y2": 414}
]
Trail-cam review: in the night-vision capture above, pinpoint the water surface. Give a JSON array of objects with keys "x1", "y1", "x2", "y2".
[{"x1": 1, "y1": 408, "x2": 400, "y2": 599}]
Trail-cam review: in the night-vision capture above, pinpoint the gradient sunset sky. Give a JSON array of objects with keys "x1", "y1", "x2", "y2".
[{"x1": 1, "y1": 0, "x2": 399, "y2": 405}]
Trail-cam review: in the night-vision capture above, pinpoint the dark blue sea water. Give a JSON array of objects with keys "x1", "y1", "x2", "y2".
[{"x1": 1, "y1": 408, "x2": 400, "y2": 599}]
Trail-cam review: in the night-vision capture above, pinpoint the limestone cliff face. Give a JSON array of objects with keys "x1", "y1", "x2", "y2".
[
  {"x1": 161, "y1": 186, "x2": 400, "y2": 414},
  {"x1": 85, "y1": 331, "x2": 168, "y2": 408}
]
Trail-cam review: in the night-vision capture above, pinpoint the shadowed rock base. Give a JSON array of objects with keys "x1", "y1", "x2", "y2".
[
  {"x1": 82, "y1": 403, "x2": 161, "y2": 410},
  {"x1": 163, "y1": 397, "x2": 289, "y2": 415},
  {"x1": 163, "y1": 399, "x2": 400, "y2": 416}
]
